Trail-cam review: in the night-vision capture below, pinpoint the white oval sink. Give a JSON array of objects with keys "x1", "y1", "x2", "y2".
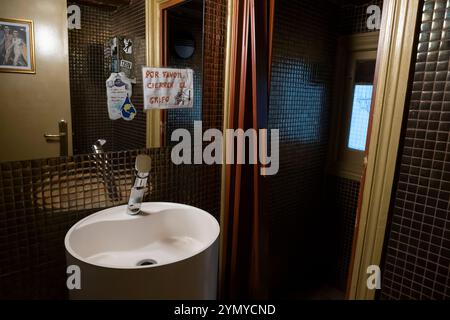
[{"x1": 65, "y1": 202, "x2": 220, "y2": 299}]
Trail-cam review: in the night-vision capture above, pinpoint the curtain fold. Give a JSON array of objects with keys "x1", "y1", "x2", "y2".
[{"x1": 221, "y1": 0, "x2": 274, "y2": 299}]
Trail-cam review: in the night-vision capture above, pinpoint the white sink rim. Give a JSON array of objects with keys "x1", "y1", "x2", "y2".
[{"x1": 64, "y1": 202, "x2": 220, "y2": 270}]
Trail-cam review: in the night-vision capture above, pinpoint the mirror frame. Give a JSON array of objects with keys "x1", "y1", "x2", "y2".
[{"x1": 145, "y1": 0, "x2": 195, "y2": 148}]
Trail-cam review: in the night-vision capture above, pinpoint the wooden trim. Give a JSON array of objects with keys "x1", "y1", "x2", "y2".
[
  {"x1": 160, "y1": 10, "x2": 168, "y2": 67},
  {"x1": 159, "y1": 0, "x2": 185, "y2": 10},
  {"x1": 337, "y1": 50, "x2": 377, "y2": 179},
  {"x1": 347, "y1": 0, "x2": 420, "y2": 300},
  {"x1": 146, "y1": 0, "x2": 161, "y2": 148},
  {"x1": 159, "y1": 7, "x2": 167, "y2": 146},
  {"x1": 346, "y1": 43, "x2": 383, "y2": 298},
  {"x1": 346, "y1": 32, "x2": 380, "y2": 52},
  {"x1": 74, "y1": 0, "x2": 130, "y2": 8},
  {"x1": 145, "y1": 0, "x2": 186, "y2": 148},
  {"x1": 327, "y1": 33, "x2": 379, "y2": 182}
]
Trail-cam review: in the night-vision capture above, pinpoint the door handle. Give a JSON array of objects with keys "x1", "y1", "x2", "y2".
[
  {"x1": 44, "y1": 120, "x2": 68, "y2": 157},
  {"x1": 363, "y1": 156, "x2": 368, "y2": 167},
  {"x1": 43, "y1": 133, "x2": 66, "y2": 138}
]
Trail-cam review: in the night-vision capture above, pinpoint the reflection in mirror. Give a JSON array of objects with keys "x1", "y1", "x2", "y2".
[
  {"x1": 161, "y1": 0, "x2": 204, "y2": 146},
  {"x1": 0, "y1": 0, "x2": 205, "y2": 162},
  {"x1": 69, "y1": 0, "x2": 148, "y2": 155}
]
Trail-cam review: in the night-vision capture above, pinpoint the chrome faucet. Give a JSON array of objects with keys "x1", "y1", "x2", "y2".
[
  {"x1": 92, "y1": 139, "x2": 107, "y2": 154},
  {"x1": 91, "y1": 139, "x2": 121, "y2": 202},
  {"x1": 127, "y1": 154, "x2": 152, "y2": 215}
]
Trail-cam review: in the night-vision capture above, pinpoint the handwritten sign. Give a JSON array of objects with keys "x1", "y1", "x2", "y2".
[{"x1": 143, "y1": 67, "x2": 194, "y2": 110}]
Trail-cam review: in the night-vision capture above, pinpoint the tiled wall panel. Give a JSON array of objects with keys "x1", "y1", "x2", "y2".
[
  {"x1": 200, "y1": 0, "x2": 227, "y2": 217},
  {"x1": 381, "y1": 0, "x2": 450, "y2": 300},
  {"x1": 111, "y1": 0, "x2": 148, "y2": 151},
  {"x1": 318, "y1": 0, "x2": 383, "y2": 292},
  {"x1": 68, "y1": 1, "x2": 147, "y2": 154},
  {"x1": 0, "y1": 149, "x2": 215, "y2": 299},
  {"x1": 68, "y1": 4, "x2": 114, "y2": 154},
  {"x1": 263, "y1": 0, "x2": 339, "y2": 296},
  {"x1": 322, "y1": 175, "x2": 360, "y2": 290},
  {"x1": 340, "y1": 0, "x2": 384, "y2": 35}
]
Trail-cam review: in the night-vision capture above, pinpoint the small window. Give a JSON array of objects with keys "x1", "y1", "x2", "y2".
[
  {"x1": 328, "y1": 45, "x2": 378, "y2": 181},
  {"x1": 348, "y1": 84, "x2": 373, "y2": 151}
]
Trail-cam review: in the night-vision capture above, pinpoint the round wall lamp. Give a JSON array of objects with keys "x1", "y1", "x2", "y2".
[{"x1": 173, "y1": 34, "x2": 195, "y2": 59}]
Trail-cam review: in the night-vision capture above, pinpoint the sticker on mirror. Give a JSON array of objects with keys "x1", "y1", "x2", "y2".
[{"x1": 106, "y1": 72, "x2": 135, "y2": 121}]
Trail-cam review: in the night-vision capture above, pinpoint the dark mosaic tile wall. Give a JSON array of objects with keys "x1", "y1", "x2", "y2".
[
  {"x1": 263, "y1": 0, "x2": 339, "y2": 296},
  {"x1": 68, "y1": 1, "x2": 147, "y2": 154},
  {"x1": 111, "y1": 0, "x2": 148, "y2": 151},
  {"x1": 0, "y1": 149, "x2": 216, "y2": 299},
  {"x1": 199, "y1": 0, "x2": 227, "y2": 218},
  {"x1": 322, "y1": 175, "x2": 360, "y2": 291},
  {"x1": 381, "y1": 0, "x2": 450, "y2": 300},
  {"x1": 203, "y1": 0, "x2": 227, "y2": 132},
  {"x1": 0, "y1": 0, "x2": 227, "y2": 299},
  {"x1": 340, "y1": 0, "x2": 384, "y2": 35},
  {"x1": 68, "y1": 3, "x2": 114, "y2": 154}
]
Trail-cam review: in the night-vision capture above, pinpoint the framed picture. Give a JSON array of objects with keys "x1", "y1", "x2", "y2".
[{"x1": 0, "y1": 18, "x2": 35, "y2": 74}]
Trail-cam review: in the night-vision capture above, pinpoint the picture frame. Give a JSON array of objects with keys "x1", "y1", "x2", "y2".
[{"x1": 0, "y1": 18, "x2": 35, "y2": 74}]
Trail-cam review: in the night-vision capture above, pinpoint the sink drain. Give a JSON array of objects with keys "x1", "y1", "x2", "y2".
[{"x1": 136, "y1": 259, "x2": 157, "y2": 266}]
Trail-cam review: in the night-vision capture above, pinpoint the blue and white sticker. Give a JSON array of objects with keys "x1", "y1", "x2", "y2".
[
  {"x1": 106, "y1": 72, "x2": 133, "y2": 120},
  {"x1": 121, "y1": 94, "x2": 136, "y2": 121}
]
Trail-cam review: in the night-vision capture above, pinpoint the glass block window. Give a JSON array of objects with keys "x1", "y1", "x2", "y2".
[{"x1": 348, "y1": 84, "x2": 373, "y2": 151}]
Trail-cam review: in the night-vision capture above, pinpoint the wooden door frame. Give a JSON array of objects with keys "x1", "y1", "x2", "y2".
[
  {"x1": 327, "y1": 32, "x2": 379, "y2": 182},
  {"x1": 145, "y1": 0, "x2": 186, "y2": 148},
  {"x1": 347, "y1": 0, "x2": 420, "y2": 300}
]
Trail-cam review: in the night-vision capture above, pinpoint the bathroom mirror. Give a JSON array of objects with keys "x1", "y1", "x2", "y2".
[
  {"x1": 0, "y1": 0, "x2": 204, "y2": 162},
  {"x1": 159, "y1": 0, "x2": 204, "y2": 146}
]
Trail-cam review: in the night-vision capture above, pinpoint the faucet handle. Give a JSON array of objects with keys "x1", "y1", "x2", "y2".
[
  {"x1": 92, "y1": 139, "x2": 107, "y2": 154},
  {"x1": 135, "y1": 154, "x2": 152, "y2": 174},
  {"x1": 128, "y1": 155, "x2": 152, "y2": 215},
  {"x1": 96, "y1": 139, "x2": 107, "y2": 146}
]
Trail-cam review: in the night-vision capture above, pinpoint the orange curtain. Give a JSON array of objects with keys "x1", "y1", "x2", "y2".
[{"x1": 221, "y1": 0, "x2": 273, "y2": 299}]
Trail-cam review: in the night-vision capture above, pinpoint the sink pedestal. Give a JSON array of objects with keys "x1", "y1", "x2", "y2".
[{"x1": 65, "y1": 202, "x2": 220, "y2": 300}]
